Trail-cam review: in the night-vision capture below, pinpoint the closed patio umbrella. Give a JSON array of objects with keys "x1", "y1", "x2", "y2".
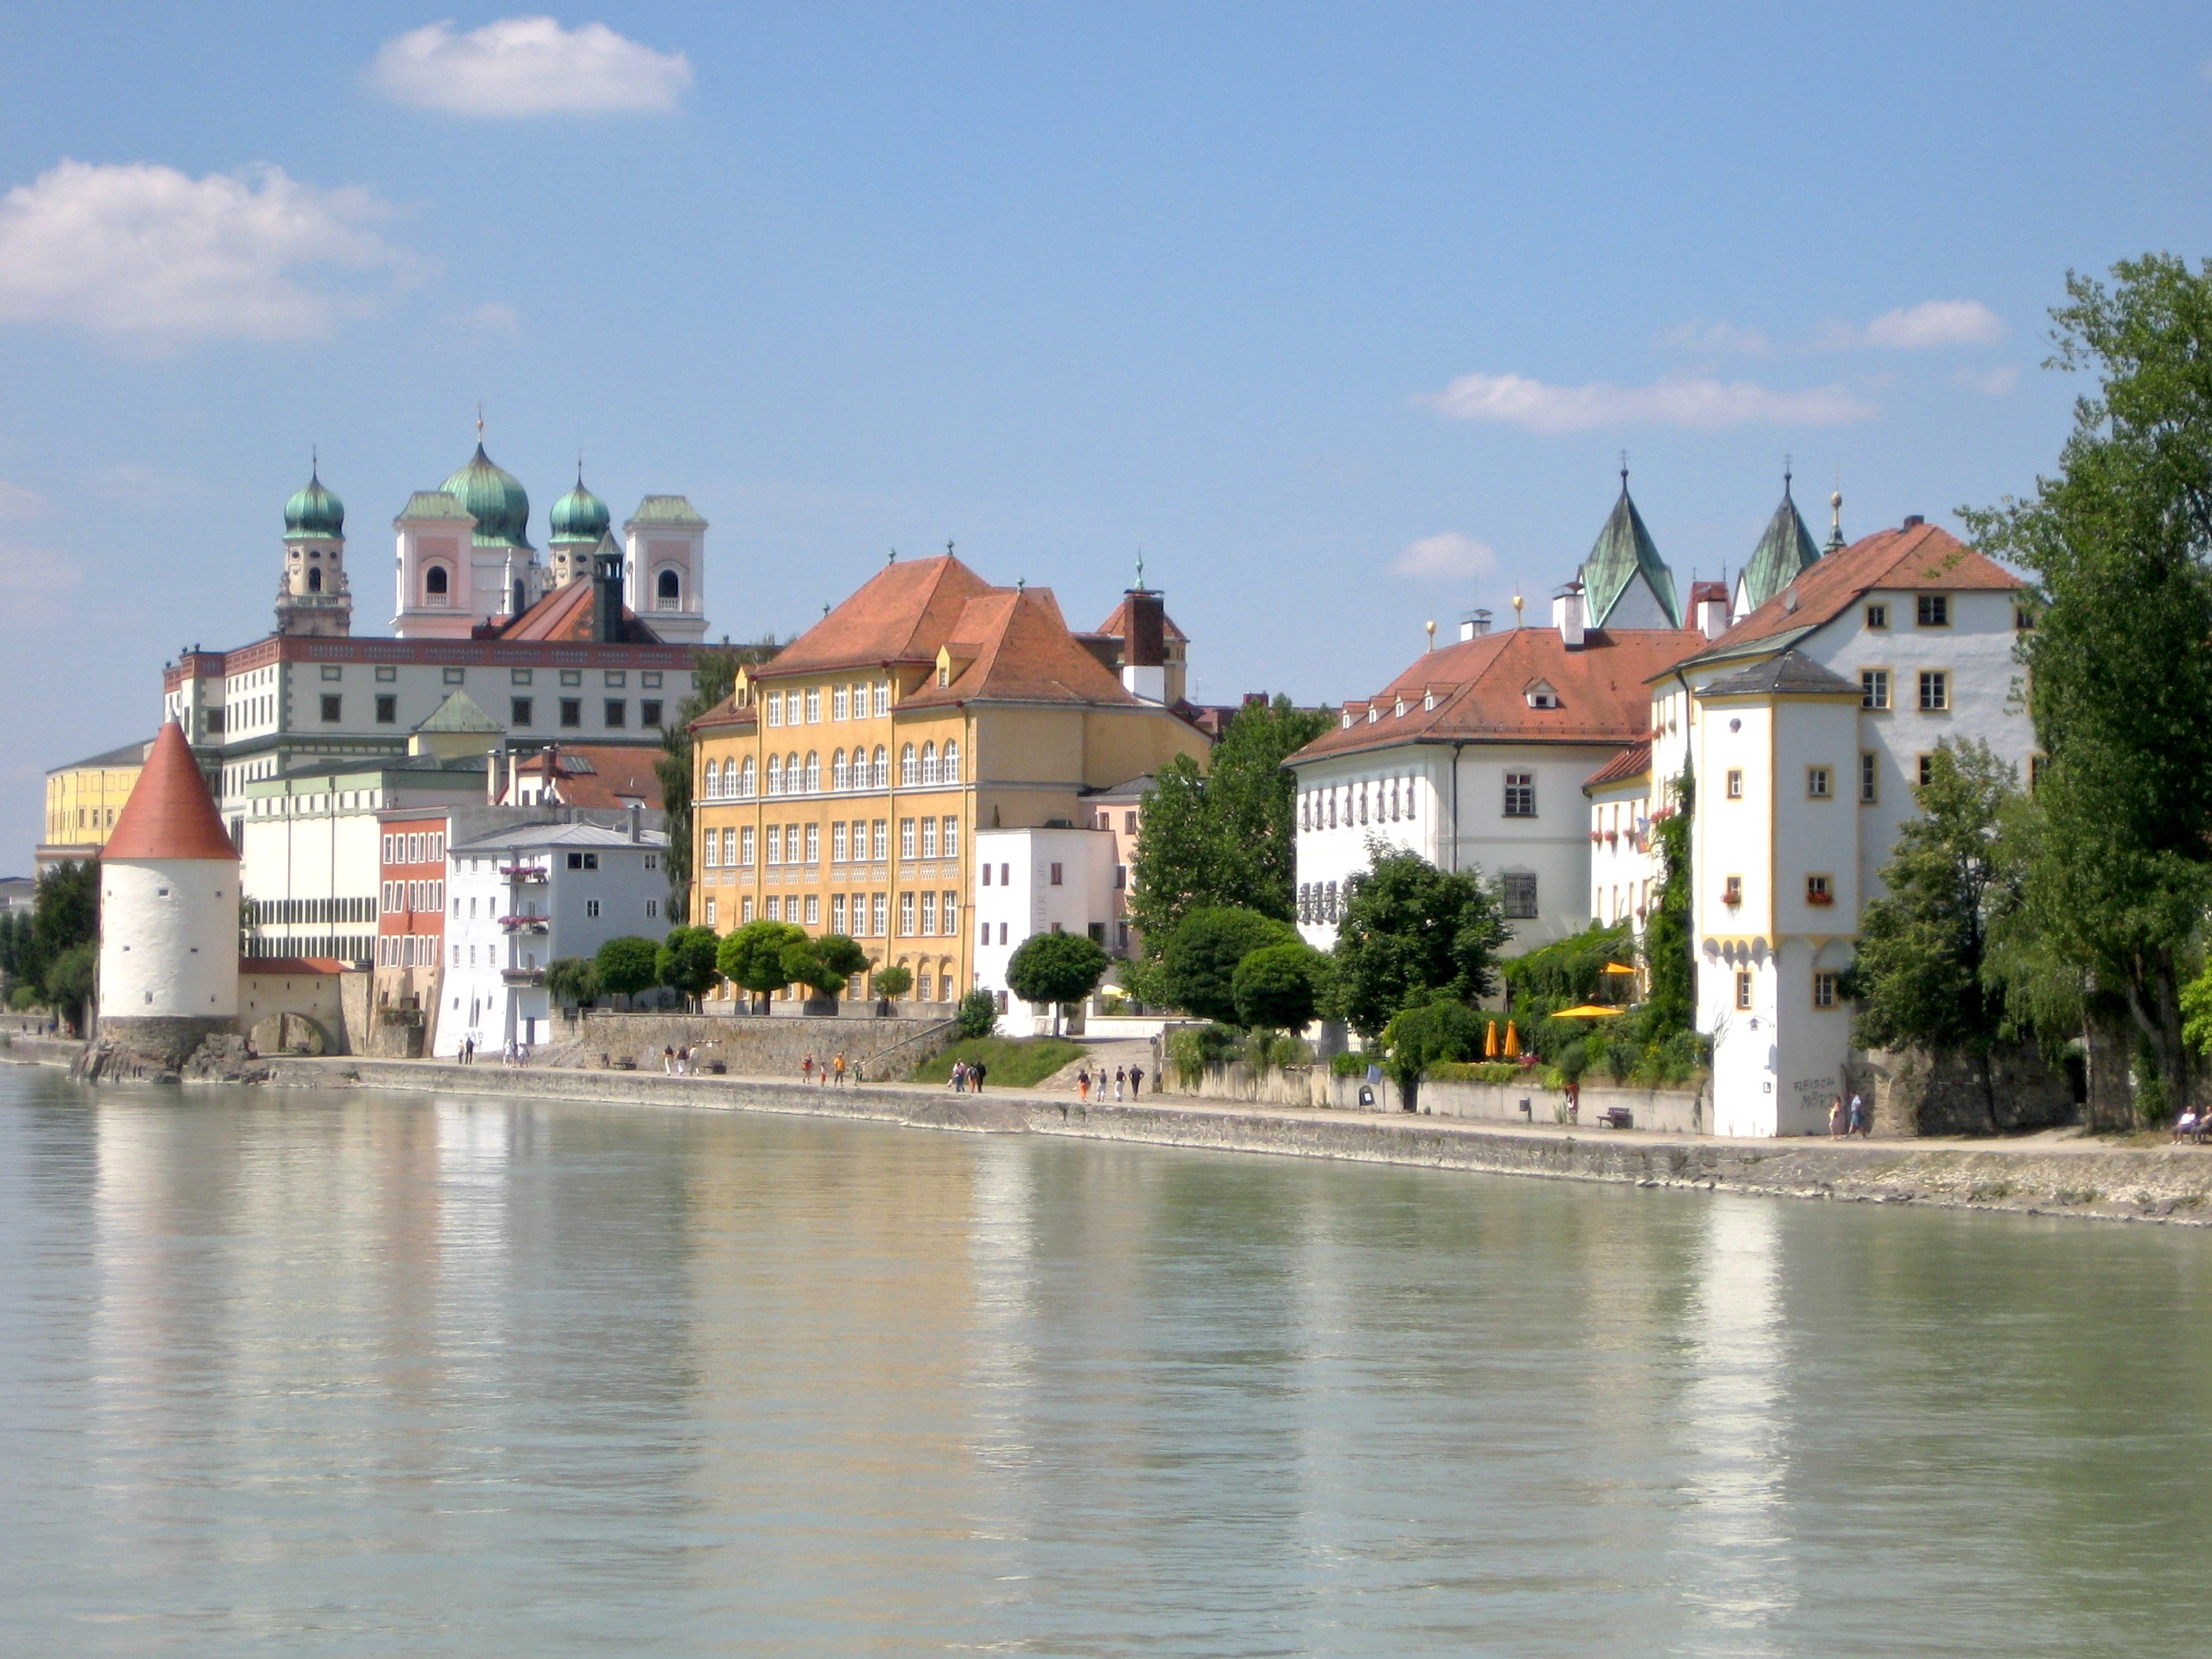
[
  {"x1": 1484, "y1": 1019, "x2": 1499, "y2": 1057},
  {"x1": 1503, "y1": 1021, "x2": 1519, "y2": 1057}
]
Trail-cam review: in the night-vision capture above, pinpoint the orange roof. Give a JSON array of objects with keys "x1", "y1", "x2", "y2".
[
  {"x1": 905, "y1": 585, "x2": 1145, "y2": 710},
  {"x1": 1583, "y1": 740, "x2": 1654, "y2": 792},
  {"x1": 1290, "y1": 626, "x2": 1697, "y2": 765},
  {"x1": 493, "y1": 580, "x2": 664, "y2": 644},
  {"x1": 756, "y1": 554, "x2": 996, "y2": 679},
  {"x1": 1689, "y1": 522, "x2": 2021, "y2": 664},
  {"x1": 105, "y1": 723, "x2": 236, "y2": 862},
  {"x1": 499, "y1": 745, "x2": 665, "y2": 810},
  {"x1": 1091, "y1": 593, "x2": 1188, "y2": 644}
]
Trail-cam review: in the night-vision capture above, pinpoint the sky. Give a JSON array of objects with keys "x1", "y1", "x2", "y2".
[{"x1": 1, "y1": 3, "x2": 2208, "y2": 866}]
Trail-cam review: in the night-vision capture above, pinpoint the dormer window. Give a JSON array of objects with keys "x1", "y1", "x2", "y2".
[
  {"x1": 1526, "y1": 681, "x2": 1560, "y2": 710},
  {"x1": 1393, "y1": 698, "x2": 1405, "y2": 717},
  {"x1": 1423, "y1": 691, "x2": 1435, "y2": 711},
  {"x1": 1367, "y1": 706, "x2": 1379, "y2": 724}
]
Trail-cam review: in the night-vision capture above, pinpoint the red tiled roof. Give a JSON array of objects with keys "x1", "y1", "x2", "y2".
[
  {"x1": 1090, "y1": 594, "x2": 1188, "y2": 644},
  {"x1": 1583, "y1": 740, "x2": 1653, "y2": 792},
  {"x1": 1689, "y1": 523, "x2": 2021, "y2": 664},
  {"x1": 493, "y1": 580, "x2": 664, "y2": 644},
  {"x1": 498, "y1": 744, "x2": 665, "y2": 810},
  {"x1": 1288, "y1": 626, "x2": 1698, "y2": 765},
  {"x1": 755, "y1": 554, "x2": 997, "y2": 679},
  {"x1": 105, "y1": 723, "x2": 236, "y2": 862},
  {"x1": 902, "y1": 586, "x2": 1142, "y2": 710}
]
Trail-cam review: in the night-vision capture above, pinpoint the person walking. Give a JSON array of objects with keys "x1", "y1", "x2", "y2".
[
  {"x1": 1130, "y1": 1064, "x2": 1145, "y2": 1098},
  {"x1": 1847, "y1": 1090, "x2": 1868, "y2": 1138},
  {"x1": 1078, "y1": 1067, "x2": 1091, "y2": 1103},
  {"x1": 833, "y1": 1052, "x2": 846, "y2": 1086},
  {"x1": 1114, "y1": 1065, "x2": 1126, "y2": 1102},
  {"x1": 1828, "y1": 1094, "x2": 1845, "y2": 1140},
  {"x1": 801, "y1": 1053, "x2": 814, "y2": 1085},
  {"x1": 970, "y1": 1060, "x2": 986, "y2": 1094}
]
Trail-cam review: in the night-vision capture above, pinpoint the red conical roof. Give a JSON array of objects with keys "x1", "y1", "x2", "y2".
[{"x1": 104, "y1": 723, "x2": 237, "y2": 862}]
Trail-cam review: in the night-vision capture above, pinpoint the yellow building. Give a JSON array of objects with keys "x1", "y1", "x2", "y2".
[
  {"x1": 689, "y1": 554, "x2": 1210, "y2": 1004},
  {"x1": 40, "y1": 739, "x2": 153, "y2": 871}
]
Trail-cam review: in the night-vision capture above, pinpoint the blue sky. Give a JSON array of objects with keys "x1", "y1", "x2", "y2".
[{"x1": 1, "y1": 3, "x2": 2208, "y2": 864}]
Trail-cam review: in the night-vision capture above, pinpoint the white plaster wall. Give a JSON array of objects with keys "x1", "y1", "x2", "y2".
[
  {"x1": 971, "y1": 828, "x2": 1114, "y2": 1021},
  {"x1": 1586, "y1": 780, "x2": 1655, "y2": 928},
  {"x1": 1290, "y1": 749, "x2": 1443, "y2": 950},
  {"x1": 100, "y1": 858, "x2": 240, "y2": 1019},
  {"x1": 1701, "y1": 944, "x2": 1776, "y2": 1137}
]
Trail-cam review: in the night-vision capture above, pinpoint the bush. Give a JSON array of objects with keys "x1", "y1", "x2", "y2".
[
  {"x1": 1231, "y1": 940, "x2": 1331, "y2": 1036},
  {"x1": 872, "y1": 962, "x2": 913, "y2": 999},
  {"x1": 1161, "y1": 907, "x2": 1298, "y2": 1024},
  {"x1": 1380, "y1": 998, "x2": 1485, "y2": 1090},
  {"x1": 1330, "y1": 1049, "x2": 1370, "y2": 1078},
  {"x1": 719, "y1": 919, "x2": 808, "y2": 1006},
  {"x1": 1006, "y1": 931, "x2": 1111, "y2": 1020},
  {"x1": 1167, "y1": 1022, "x2": 1243, "y2": 1085},
  {"x1": 7, "y1": 984, "x2": 40, "y2": 1012},
  {"x1": 956, "y1": 988, "x2": 999, "y2": 1040},
  {"x1": 546, "y1": 957, "x2": 598, "y2": 1006},
  {"x1": 1426, "y1": 1060, "x2": 1527, "y2": 1084},
  {"x1": 595, "y1": 936, "x2": 661, "y2": 1000},
  {"x1": 657, "y1": 926, "x2": 723, "y2": 1002},
  {"x1": 913, "y1": 1036, "x2": 1085, "y2": 1088}
]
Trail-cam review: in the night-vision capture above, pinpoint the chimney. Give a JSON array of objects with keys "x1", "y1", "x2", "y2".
[
  {"x1": 1458, "y1": 608, "x2": 1492, "y2": 642},
  {"x1": 628, "y1": 802, "x2": 642, "y2": 843},
  {"x1": 1552, "y1": 583, "x2": 1586, "y2": 649},
  {"x1": 1698, "y1": 592, "x2": 1729, "y2": 641},
  {"x1": 488, "y1": 736, "x2": 506, "y2": 805},
  {"x1": 1119, "y1": 586, "x2": 1169, "y2": 702},
  {"x1": 1902, "y1": 514, "x2": 1925, "y2": 529},
  {"x1": 593, "y1": 540, "x2": 625, "y2": 644}
]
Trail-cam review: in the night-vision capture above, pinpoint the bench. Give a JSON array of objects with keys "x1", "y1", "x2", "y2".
[{"x1": 1598, "y1": 1106, "x2": 1633, "y2": 1131}]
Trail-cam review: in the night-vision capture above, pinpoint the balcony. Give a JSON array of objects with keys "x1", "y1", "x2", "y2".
[
  {"x1": 499, "y1": 866, "x2": 548, "y2": 882},
  {"x1": 499, "y1": 914, "x2": 549, "y2": 934},
  {"x1": 501, "y1": 967, "x2": 546, "y2": 987}
]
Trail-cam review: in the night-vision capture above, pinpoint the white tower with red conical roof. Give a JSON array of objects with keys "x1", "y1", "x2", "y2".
[{"x1": 97, "y1": 722, "x2": 240, "y2": 1053}]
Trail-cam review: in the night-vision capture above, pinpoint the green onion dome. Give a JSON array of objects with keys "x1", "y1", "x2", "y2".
[
  {"x1": 283, "y1": 470, "x2": 344, "y2": 538},
  {"x1": 549, "y1": 472, "x2": 611, "y2": 543},
  {"x1": 440, "y1": 443, "x2": 533, "y2": 550}
]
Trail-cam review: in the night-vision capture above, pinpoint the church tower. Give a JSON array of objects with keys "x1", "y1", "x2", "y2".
[
  {"x1": 623, "y1": 496, "x2": 709, "y2": 645},
  {"x1": 1577, "y1": 466, "x2": 1682, "y2": 630},
  {"x1": 1731, "y1": 469, "x2": 1824, "y2": 621},
  {"x1": 275, "y1": 465, "x2": 352, "y2": 637},
  {"x1": 393, "y1": 432, "x2": 545, "y2": 638},
  {"x1": 96, "y1": 721, "x2": 240, "y2": 1064},
  {"x1": 548, "y1": 466, "x2": 610, "y2": 589}
]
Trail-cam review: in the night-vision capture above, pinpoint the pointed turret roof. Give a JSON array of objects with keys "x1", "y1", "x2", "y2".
[
  {"x1": 415, "y1": 690, "x2": 501, "y2": 734},
  {"x1": 105, "y1": 723, "x2": 236, "y2": 862},
  {"x1": 1579, "y1": 478, "x2": 1680, "y2": 628},
  {"x1": 1736, "y1": 480, "x2": 1824, "y2": 614}
]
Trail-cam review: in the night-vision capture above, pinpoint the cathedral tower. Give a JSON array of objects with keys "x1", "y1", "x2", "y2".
[
  {"x1": 275, "y1": 466, "x2": 352, "y2": 637},
  {"x1": 623, "y1": 496, "x2": 709, "y2": 645},
  {"x1": 548, "y1": 467, "x2": 610, "y2": 589}
]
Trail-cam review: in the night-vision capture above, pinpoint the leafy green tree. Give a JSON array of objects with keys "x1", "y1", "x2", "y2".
[
  {"x1": 1204, "y1": 696, "x2": 1333, "y2": 922},
  {"x1": 780, "y1": 933, "x2": 868, "y2": 1001},
  {"x1": 654, "y1": 641, "x2": 774, "y2": 921},
  {"x1": 31, "y1": 860, "x2": 98, "y2": 988},
  {"x1": 1125, "y1": 754, "x2": 1215, "y2": 951},
  {"x1": 1159, "y1": 906, "x2": 1298, "y2": 1025},
  {"x1": 1231, "y1": 940, "x2": 1331, "y2": 1037},
  {"x1": 44, "y1": 942, "x2": 97, "y2": 1033},
  {"x1": 1851, "y1": 740, "x2": 2019, "y2": 1060},
  {"x1": 1331, "y1": 847, "x2": 1510, "y2": 1037},
  {"x1": 594, "y1": 935, "x2": 662, "y2": 1003},
  {"x1": 1006, "y1": 931, "x2": 1112, "y2": 1033},
  {"x1": 815, "y1": 934, "x2": 871, "y2": 991},
  {"x1": 1965, "y1": 254, "x2": 2212, "y2": 1110},
  {"x1": 0, "y1": 911, "x2": 29, "y2": 984},
  {"x1": 656, "y1": 926, "x2": 723, "y2": 1006},
  {"x1": 956, "y1": 987, "x2": 1000, "y2": 1039},
  {"x1": 717, "y1": 919, "x2": 807, "y2": 1010},
  {"x1": 871, "y1": 962, "x2": 912, "y2": 1001},
  {"x1": 1640, "y1": 768, "x2": 1696, "y2": 1042},
  {"x1": 546, "y1": 957, "x2": 599, "y2": 1008},
  {"x1": 1381, "y1": 998, "x2": 1485, "y2": 1111}
]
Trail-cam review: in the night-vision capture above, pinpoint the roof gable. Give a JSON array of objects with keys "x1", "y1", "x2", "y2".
[
  {"x1": 1736, "y1": 484, "x2": 1824, "y2": 614},
  {"x1": 1581, "y1": 485, "x2": 1681, "y2": 628},
  {"x1": 494, "y1": 578, "x2": 664, "y2": 644},
  {"x1": 763, "y1": 554, "x2": 997, "y2": 679}
]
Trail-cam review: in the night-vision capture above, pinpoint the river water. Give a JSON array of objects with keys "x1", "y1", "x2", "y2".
[{"x1": 3, "y1": 1067, "x2": 2210, "y2": 1656}]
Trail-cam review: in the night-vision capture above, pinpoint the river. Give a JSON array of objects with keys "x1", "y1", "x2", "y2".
[{"x1": 2, "y1": 1065, "x2": 2208, "y2": 1656}]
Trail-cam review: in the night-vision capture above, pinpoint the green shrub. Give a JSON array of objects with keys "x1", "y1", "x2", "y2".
[
  {"x1": 1426, "y1": 1060, "x2": 1527, "y2": 1084},
  {"x1": 913, "y1": 1036, "x2": 1085, "y2": 1088},
  {"x1": 1167, "y1": 1022, "x2": 1243, "y2": 1084},
  {"x1": 956, "y1": 988, "x2": 1000, "y2": 1040},
  {"x1": 872, "y1": 962, "x2": 913, "y2": 999},
  {"x1": 1330, "y1": 1049, "x2": 1369, "y2": 1078},
  {"x1": 594, "y1": 935, "x2": 662, "y2": 1000},
  {"x1": 1161, "y1": 907, "x2": 1298, "y2": 1023}
]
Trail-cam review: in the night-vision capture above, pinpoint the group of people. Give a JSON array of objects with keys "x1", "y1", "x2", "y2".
[
  {"x1": 662, "y1": 1044, "x2": 701, "y2": 1075},
  {"x1": 1075, "y1": 1064, "x2": 1142, "y2": 1102},
  {"x1": 800, "y1": 1052, "x2": 854, "y2": 1086},
  {"x1": 1826, "y1": 1092, "x2": 1869, "y2": 1138},
  {"x1": 2172, "y1": 1107, "x2": 2210, "y2": 1144},
  {"x1": 454, "y1": 1036, "x2": 527, "y2": 1067},
  {"x1": 946, "y1": 1059, "x2": 986, "y2": 1092}
]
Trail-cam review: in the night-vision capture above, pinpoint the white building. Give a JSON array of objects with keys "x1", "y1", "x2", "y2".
[
  {"x1": 971, "y1": 825, "x2": 1117, "y2": 1026},
  {"x1": 94, "y1": 722, "x2": 241, "y2": 1056},
  {"x1": 437, "y1": 816, "x2": 670, "y2": 1056}
]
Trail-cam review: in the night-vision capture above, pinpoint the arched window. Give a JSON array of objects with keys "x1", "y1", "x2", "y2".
[
  {"x1": 512, "y1": 579, "x2": 526, "y2": 616},
  {"x1": 656, "y1": 568, "x2": 681, "y2": 609},
  {"x1": 872, "y1": 745, "x2": 887, "y2": 789},
  {"x1": 306, "y1": 566, "x2": 322, "y2": 593},
  {"x1": 704, "y1": 759, "x2": 720, "y2": 800},
  {"x1": 921, "y1": 742, "x2": 938, "y2": 786},
  {"x1": 738, "y1": 757, "x2": 755, "y2": 798},
  {"x1": 832, "y1": 749, "x2": 849, "y2": 791},
  {"x1": 805, "y1": 751, "x2": 820, "y2": 793},
  {"x1": 901, "y1": 744, "x2": 918, "y2": 786},
  {"x1": 1404, "y1": 779, "x2": 1416, "y2": 820},
  {"x1": 424, "y1": 565, "x2": 449, "y2": 599},
  {"x1": 766, "y1": 755, "x2": 782, "y2": 796},
  {"x1": 1326, "y1": 793, "x2": 1336, "y2": 829},
  {"x1": 786, "y1": 753, "x2": 800, "y2": 795},
  {"x1": 941, "y1": 739, "x2": 959, "y2": 783},
  {"x1": 1389, "y1": 780, "x2": 1399, "y2": 821}
]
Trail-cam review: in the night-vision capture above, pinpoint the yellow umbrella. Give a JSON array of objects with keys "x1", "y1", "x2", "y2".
[
  {"x1": 1484, "y1": 1018, "x2": 1499, "y2": 1057},
  {"x1": 1503, "y1": 1021, "x2": 1519, "y2": 1056},
  {"x1": 1601, "y1": 962, "x2": 1638, "y2": 976},
  {"x1": 1550, "y1": 1004, "x2": 1625, "y2": 1018}
]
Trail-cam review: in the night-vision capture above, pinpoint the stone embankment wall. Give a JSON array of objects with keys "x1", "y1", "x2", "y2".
[
  {"x1": 255, "y1": 1057, "x2": 2212, "y2": 1227},
  {"x1": 1857, "y1": 1043, "x2": 2077, "y2": 1136},
  {"x1": 1186, "y1": 1063, "x2": 1706, "y2": 1133},
  {"x1": 557, "y1": 1011, "x2": 954, "y2": 1080}
]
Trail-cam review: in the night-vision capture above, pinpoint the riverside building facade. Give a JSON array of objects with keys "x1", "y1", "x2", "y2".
[{"x1": 688, "y1": 554, "x2": 1211, "y2": 1009}]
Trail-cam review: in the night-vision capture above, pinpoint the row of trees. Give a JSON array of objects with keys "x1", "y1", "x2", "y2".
[{"x1": 0, "y1": 862, "x2": 101, "y2": 1029}]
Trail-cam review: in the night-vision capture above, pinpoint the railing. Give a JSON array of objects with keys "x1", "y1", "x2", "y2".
[
  {"x1": 499, "y1": 866, "x2": 548, "y2": 881},
  {"x1": 498, "y1": 915, "x2": 549, "y2": 933}
]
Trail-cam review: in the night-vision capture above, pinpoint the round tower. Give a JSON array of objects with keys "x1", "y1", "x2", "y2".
[
  {"x1": 548, "y1": 466, "x2": 610, "y2": 589},
  {"x1": 276, "y1": 463, "x2": 353, "y2": 637},
  {"x1": 96, "y1": 722, "x2": 240, "y2": 1064}
]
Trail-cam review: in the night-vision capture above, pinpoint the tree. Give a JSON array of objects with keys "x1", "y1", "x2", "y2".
[
  {"x1": 1640, "y1": 767, "x2": 1696, "y2": 1043},
  {"x1": 1005, "y1": 931, "x2": 1112, "y2": 1033},
  {"x1": 654, "y1": 641, "x2": 774, "y2": 922},
  {"x1": 30, "y1": 860, "x2": 98, "y2": 990},
  {"x1": 594, "y1": 936, "x2": 661, "y2": 1004},
  {"x1": 815, "y1": 934, "x2": 871, "y2": 992},
  {"x1": 1124, "y1": 698, "x2": 1332, "y2": 949},
  {"x1": 656, "y1": 926, "x2": 723, "y2": 1006},
  {"x1": 44, "y1": 942, "x2": 96, "y2": 1034},
  {"x1": 1159, "y1": 906, "x2": 1298, "y2": 1025},
  {"x1": 781, "y1": 933, "x2": 868, "y2": 1001},
  {"x1": 545, "y1": 957, "x2": 599, "y2": 1008},
  {"x1": 871, "y1": 962, "x2": 913, "y2": 1001},
  {"x1": 717, "y1": 919, "x2": 807, "y2": 1010},
  {"x1": 1852, "y1": 740, "x2": 2019, "y2": 1059},
  {"x1": 1232, "y1": 940, "x2": 1331, "y2": 1036},
  {"x1": 1964, "y1": 254, "x2": 2212, "y2": 1112},
  {"x1": 956, "y1": 987, "x2": 999, "y2": 1039},
  {"x1": 1331, "y1": 847, "x2": 1510, "y2": 1037},
  {"x1": 1380, "y1": 998, "x2": 1485, "y2": 1111}
]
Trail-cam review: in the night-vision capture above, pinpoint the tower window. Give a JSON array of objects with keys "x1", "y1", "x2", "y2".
[
  {"x1": 307, "y1": 567, "x2": 322, "y2": 592},
  {"x1": 657, "y1": 569, "x2": 681, "y2": 609},
  {"x1": 424, "y1": 565, "x2": 449, "y2": 598}
]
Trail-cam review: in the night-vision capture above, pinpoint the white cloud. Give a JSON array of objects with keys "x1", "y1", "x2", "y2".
[
  {"x1": 1821, "y1": 299, "x2": 2006, "y2": 351},
  {"x1": 0, "y1": 160, "x2": 420, "y2": 343},
  {"x1": 1393, "y1": 532, "x2": 1497, "y2": 580},
  {"x1": 371, "y1": 17, "x2": 692, "y2": 115},
  {"x1": 1952, "y1": 363, "x2": 2020, "y2": 396},
  {"x1": 1424, "y1": 372, "x2": 1876, "y2": 434},
  {"x1": 1658, "y1": 320, "x2": 1771, "y2": 356}
]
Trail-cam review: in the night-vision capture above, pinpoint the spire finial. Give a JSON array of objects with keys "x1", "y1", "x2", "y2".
[
  {"x1": 476, "y1": 401, "x2": 484, "y2": 445},
  {"x1": 888, "y1": 546, "x2": 897, "y2": 565},
  {"x1": 310, "y1": 443, "x2": 318, "y2": 478},
  {"x1": 576, "y1": 450, "x2": 584, "y2": 485},
  {"x1": 1619, "y1": 450, "x2": 1629, "y2": 491},
  {"x1": 1784, "y1": 451, "x2": 1793, "y2": 489},
  {"x1": 1135, "y1": 549, "x2": 1146, "y2": 591}
]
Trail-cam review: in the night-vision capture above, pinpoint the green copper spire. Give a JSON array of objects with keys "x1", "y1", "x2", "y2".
[
  {"x1": 1739, "y1": 469, "x2": 1825, "y2": 614},
  {"x1": 1579, "y1": 463, "x2": 1680, "y2": 629},
  {"x1": 283, "y1": 461, "x2": 344, "y2": 538}
]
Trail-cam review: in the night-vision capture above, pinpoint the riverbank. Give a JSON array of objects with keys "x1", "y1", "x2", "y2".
[{"x1": 14, "y1": 1038, "x2": 2210, "y2": 1225}]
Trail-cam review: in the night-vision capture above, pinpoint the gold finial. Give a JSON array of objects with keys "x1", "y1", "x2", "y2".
[
  {"x1": 1511, "y1": 592, "x2": 1525, "y2": 626},
  {"x1": 1425, "y1": 618, "x2": 1436, "y2": 651}
]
